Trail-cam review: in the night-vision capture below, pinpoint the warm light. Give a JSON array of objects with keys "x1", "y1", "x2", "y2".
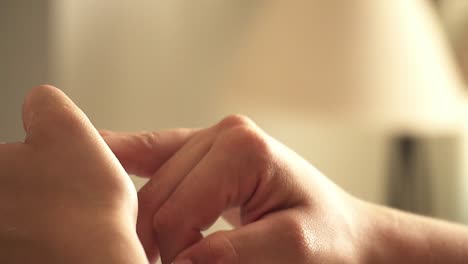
[{"x1": 220, "y1": 0, "x2": 464, "y2": 134}]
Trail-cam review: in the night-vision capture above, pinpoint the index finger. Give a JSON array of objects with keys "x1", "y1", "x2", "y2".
[{"x1": 100, "y1": 129, "x2": 199, "y2": 177}]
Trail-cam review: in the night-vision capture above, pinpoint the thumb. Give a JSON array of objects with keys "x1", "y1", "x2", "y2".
[
  {"x1": 22, "y1": 85, "x2": 97, "y2": 146},
  {"x1": 173, "y1": 215, "x2": 308, "y2": 264}
]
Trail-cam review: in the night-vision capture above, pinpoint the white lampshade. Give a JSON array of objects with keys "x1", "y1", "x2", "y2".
[{"x1": 220, "y1": 0, "x2": 465, "y2": 134}]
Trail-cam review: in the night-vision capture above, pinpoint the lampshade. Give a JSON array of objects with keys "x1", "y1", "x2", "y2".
[
  {"x1": 437, "y1": 0, "x2": 468, "y2": 86},
  {"x1": 220, "y1": 0, "x2": 465, "y2": 134}
]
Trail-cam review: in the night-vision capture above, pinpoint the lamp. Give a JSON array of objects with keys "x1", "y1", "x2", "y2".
[
  {"x1": 217, "y1": 0, "x2": 465, "y2": 217},
  {"x1": 437, "y1": 0, "x2": 468, "y2": 87}
]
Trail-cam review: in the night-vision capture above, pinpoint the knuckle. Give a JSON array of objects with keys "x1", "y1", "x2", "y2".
[
  {"x1": 224, "y1": 125, "x2": 273, "y2": 168},
  {"x1": 278, "y1": 214, "x2": 315, "y2": 260},
  {"x1": 132, "y1": 131, "x2": 166, "y2": 175},
  {"x1": 227, "y1": 125, "x2": 270, "y2": 155},
  {"x1": 139, "y1": 131, "x2": 163, "y2": 158},
  {"x1": 216, "y1": 115, "x2": 271, "y2": 161},
  {"x1": 216, "y1": 124, "x2": 275, "y2": 190},
  {"x1": 217, "y1": 114, "x2": 255, "y2": 130},
  {"x1": 141, "y1": 131, "x2": 162, "y2": 148}
]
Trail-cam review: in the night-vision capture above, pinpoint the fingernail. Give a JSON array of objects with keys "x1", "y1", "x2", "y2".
[{"x1": 173, "y1": 259, "x2": 192, "y2": 264}]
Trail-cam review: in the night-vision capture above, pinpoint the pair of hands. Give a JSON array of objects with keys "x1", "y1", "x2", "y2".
[
  {"x1": 0, "y1": 86, "x2": 362, "y2": 264},
  {"x1": 2, "y1": 86, "x2": 468, "y2": 264}
]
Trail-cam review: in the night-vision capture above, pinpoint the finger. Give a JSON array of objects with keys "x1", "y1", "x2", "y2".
[
  {"x1": 151, "y1": 134, "x2": 256, "y2": 263},
  {"x1": 152, "y1": 125, "x2": 303, "y2": 263},
  {"x1": 100, "y1": 129, "x2": 198, "y2": 177},
  {"x1": 174, "y1": 211, "x2": 311, "y2": 264},
  {"x1": 22, "y1": 85, "x2": 97, "y2": 146},
  {"x1": 21, "y1": 86, "x2": 132, "y2": 208},
  {"x1": 135, "y1": 127, "x2": 214, "y2": 263}
]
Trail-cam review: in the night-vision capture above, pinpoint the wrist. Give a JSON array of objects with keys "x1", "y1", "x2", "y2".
[
  {"x1": 358, "y1": 201, "x2": 468, "y2": 264},
  {"x1": 358, "y1": 201, "x2": 428, "y2": 264},
  {"x1": 357, "y1": 201, "x2": 411, "y2": 264}
]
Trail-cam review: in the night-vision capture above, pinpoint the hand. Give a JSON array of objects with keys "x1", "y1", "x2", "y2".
[
  {"x1": 102, "y1": 115, "x2": 367, "y2": 264},
  {"x1": 103, "y1": 115, "x2": 468, "y2": 264},
  {"x1": 0, "y1": 85, "x2": 147, "y2": 264}
]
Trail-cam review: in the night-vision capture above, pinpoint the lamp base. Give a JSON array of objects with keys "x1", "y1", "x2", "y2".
[{"x1": 386, "y1": 134, "x2": 461, "y2": 221}]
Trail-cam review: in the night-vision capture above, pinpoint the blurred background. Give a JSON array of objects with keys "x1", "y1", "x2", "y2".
[{"x1": 2, "y1": 1, "x2": 468, "y2": 258}]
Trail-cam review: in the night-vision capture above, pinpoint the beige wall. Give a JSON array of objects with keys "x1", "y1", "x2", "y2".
[
  {"x1": 0, "y1": 0, "x2": 50, "y2": 142},
  {"x1": 49, "y1": 0, "x2": 258, "y2": 130}
]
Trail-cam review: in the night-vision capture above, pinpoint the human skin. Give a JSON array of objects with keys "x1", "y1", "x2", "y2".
[
  {"x1": 103, "y1": 115, "x2": 468, "y2": 264},
  {"x1": 1, "y1": 85, "x2": 468, "y2": 264},
  {"x1": 0, "y1": 85, "x2": 147, "y2": 264}
]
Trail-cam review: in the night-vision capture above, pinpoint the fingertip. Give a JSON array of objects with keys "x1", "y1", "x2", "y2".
[
  {"x1": 172, "y1": 231, "x2": 239, "y2": 264},
  {"x1": 21, "y1": 84, "x2": 92, "y2": 145},
  {"x1": 22, "y1": 85, "x2": 62, "y2": 133},
  {"x1": 98, "y1": 129, "x2": 114, "y2": 137},
  {"x1": 23, "y1": 85, "x2": 63, "y2": 110}
]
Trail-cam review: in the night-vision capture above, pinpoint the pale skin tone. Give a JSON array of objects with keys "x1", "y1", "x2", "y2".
[
  {"x1": 1, "y1": 85, "x2": 468, "y2": 264},
  {"x1": 0, "y1": 86, "x2": 147, "y2": 264}
]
